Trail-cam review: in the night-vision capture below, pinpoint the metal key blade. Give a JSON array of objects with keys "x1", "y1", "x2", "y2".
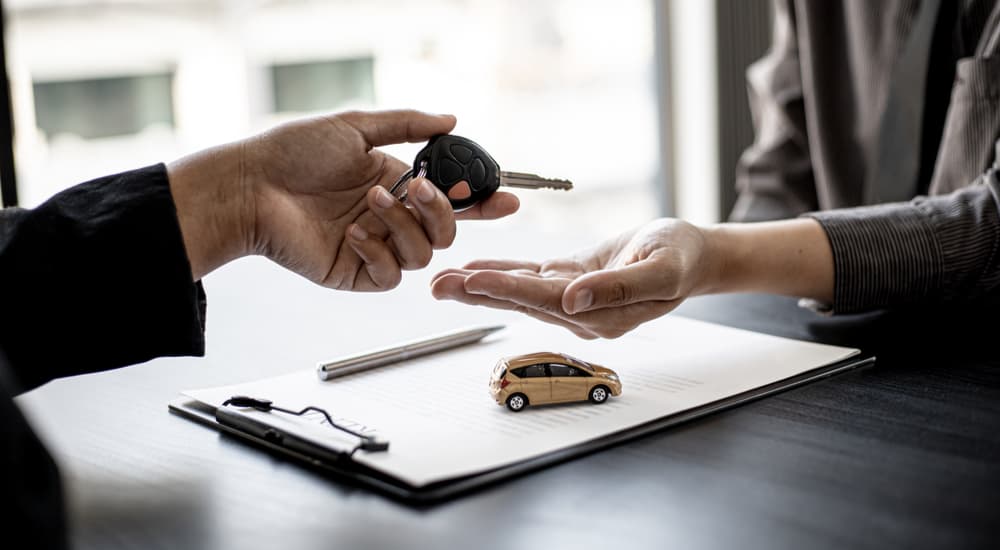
[{"x1": 500, "y1": 171, "x2": 573, "y2": 190}]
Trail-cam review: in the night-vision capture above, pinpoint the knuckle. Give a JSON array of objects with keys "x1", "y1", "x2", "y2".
[
  {"x1": 410, "y1": 256, "x2": 431, "y2": 270},
  {"x1": 531, "y1": 299, "x2": 560, "y2": 314},
  {"x1": 322, "y1": 248, "x2": 362, "y2": 290},
  {"x1": 607, "y1": 281, "x2": 632, "y2": 306},
  {"x1": 597, "y1": 329, "x2": 614, "y2": 339},
  {"x1": 436, "y1": 228, "x2": 457, "y2": 249},
  {"x1": 665, "y1": 277, "x2": 684, "y2": 300},
  {"x1": 409, "y1": 248, "x2": 433, "y2": 269},
  {"x1": 327, "y1": 274, "x2": 347, "y2": 290},
  {"x1": 394, "y1": 239, "x2": 431, "y2": 270},
  {"x1": 382, "y1": 271, "x2": 402, "y2": 290},
  {"x1": 593, "y1": 325, "x2": 626, "y2": 339},
  {"x1": 516, "y1": 305, "x2": 545, "y2": 318}
]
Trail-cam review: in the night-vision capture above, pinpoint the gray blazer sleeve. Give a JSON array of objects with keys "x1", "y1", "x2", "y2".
[
  {"x1": 805, "y1": 149, "x2": 1000, "y2": 314},
  {"x1": 729, "y1": 0, "x2": 819, "y2": 222}
]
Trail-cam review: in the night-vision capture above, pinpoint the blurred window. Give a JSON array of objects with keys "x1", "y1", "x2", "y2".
[
  {"x1": 33, "y1": 73, "x2": 174, "y2": 140},
  {"x1": 8, "y1": 0, "x2": 659, "y2": 236},
  {"x1": 271, "y1": 58, "x2": 374, "y2": 114}
]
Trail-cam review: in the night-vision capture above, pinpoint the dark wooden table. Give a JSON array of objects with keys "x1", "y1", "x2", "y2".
[{"x1": 18, "y1": 282, "x2": 1000, "y2": 550}]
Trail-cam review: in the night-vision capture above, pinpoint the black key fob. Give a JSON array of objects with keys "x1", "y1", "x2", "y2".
[{"x1": 413, "y1": 134, "x2": 501, "y2": 211}]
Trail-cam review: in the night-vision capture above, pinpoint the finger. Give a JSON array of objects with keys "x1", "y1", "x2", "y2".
[
  {"x1": 340, "y1": 110, "x2": 457, "y2": 147},
  {"x1": 380, "y1": 153, "x2": 414, "y2": 187},
  {"x1": 429, "y1": 272, "x2": 471, "y2": 300},
  {"x1": 454, "y1": 192, "x2": 520, "y2": 221},
  {"x1": 367, "y1": 186, "x2": 434, "y2": 270},
  {"x1": 345, "y1": 224, "x2": 402, "y2": 291},
  {"x1": 431, "y1": 267, "x2": 476, "y2": 286},
  {"x1": 576, "y1": 300, "x2": 681, "y2": 339},
  {"x1": 460, "y1": 268, "x2": 675, "y2": 336},
  {"x1": 430, "y1": 274, "x2": 598, "y2": 339},
  {"x1": 562, "y1": 259, "x2": 674, "y2": 314},
  {"x1": 463, "y1": 270, "x2": 569, "y2": 317},
  {"x1": 407, "y1": 178, "x2": 457, "y2": 249},
  {"x1": 462, "y1": 259, "x2": 541, "y2": 271},
  {"x1": 433, "y1": 267, "x2": 546, "y2": 288},
  {"x1": 432, "y1": 270, "x2": 675, "y2": 339},
  {"x1": 324, "y1": 210, "x2": 387, "y2": 290}
]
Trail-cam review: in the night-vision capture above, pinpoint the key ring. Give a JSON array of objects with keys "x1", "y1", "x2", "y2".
[{"x1": 388, "y1": 161, "x2": 428, "y2": 203}]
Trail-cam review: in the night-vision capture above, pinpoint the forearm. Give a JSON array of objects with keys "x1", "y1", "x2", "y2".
[
  {"x1": 0, "y1": 165, "x2": 206, "y2": 390},
  {"x1": 700, "y1": 218, "x2": 834, "y2": 303}
]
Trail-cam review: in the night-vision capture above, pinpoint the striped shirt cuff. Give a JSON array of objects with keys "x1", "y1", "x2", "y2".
[{"x1": 803, "y1": 174, "x2": 1000, "y2": 314}]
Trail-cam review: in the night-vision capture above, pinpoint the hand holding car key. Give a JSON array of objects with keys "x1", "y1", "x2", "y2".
[{"x1": 389, "y1": 134, "x2": 573, "y2": 211}]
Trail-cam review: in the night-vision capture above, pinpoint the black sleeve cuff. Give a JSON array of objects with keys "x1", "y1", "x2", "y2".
[{"x1": 0, "y1": 164, "x2": 206, "y2": 391}]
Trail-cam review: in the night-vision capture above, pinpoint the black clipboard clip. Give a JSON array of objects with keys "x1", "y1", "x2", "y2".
[{"x1": 218, "y1": 395, "x2": 389, "y2": 455}]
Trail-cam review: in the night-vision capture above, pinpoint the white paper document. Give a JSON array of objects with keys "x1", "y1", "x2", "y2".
[{"x1": 182, "y1": 317, "x2": 860, "y2": 487}]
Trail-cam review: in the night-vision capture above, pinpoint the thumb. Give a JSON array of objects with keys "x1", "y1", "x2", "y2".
[
  {"x1": 562, "y1": 259, "x2": 674, "y2": 314},
  {"x1": 340, "y1": 110, "x2": 457, "y2": 147}
]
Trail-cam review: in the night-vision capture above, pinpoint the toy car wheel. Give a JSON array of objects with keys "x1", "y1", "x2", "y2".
[
  {"x1": 589, "y1": 385, "x2": 609, "y2": 404},
  {"x1": 506, "y1": 393, "x2": 528, "y2": 412}
]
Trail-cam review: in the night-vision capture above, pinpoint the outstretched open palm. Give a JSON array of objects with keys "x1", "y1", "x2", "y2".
[{"x1": 431, "y1": 219, "x2": 711, "y2": 338}]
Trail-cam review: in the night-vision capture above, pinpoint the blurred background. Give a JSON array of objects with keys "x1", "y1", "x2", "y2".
[{"x1": 1, "y1": 0, "x2": 771, "y2": 239}]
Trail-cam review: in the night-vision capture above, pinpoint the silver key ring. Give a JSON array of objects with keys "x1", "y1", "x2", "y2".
[{"x1": 387, "y1": 161, "x2": 428, "y2": 203}]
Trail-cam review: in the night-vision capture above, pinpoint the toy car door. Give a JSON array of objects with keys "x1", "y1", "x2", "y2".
[
  {"x1": 516, "y1": 363, "x2": 551, "y2": 404},
  {"x1": 548, "y1": 363, "x2": 589, "y2": 403}
]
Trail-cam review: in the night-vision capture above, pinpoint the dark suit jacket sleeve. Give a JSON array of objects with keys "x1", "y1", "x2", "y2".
[
  {"x1": 805, "y1": 148, "x2": 1000, "y2": 314},
  {"x1": 729, "y1": 0, "x2": 820, "y2": 222},
  {"x1": 0, "y1": 163, "x2": 206, "y2": 392}
]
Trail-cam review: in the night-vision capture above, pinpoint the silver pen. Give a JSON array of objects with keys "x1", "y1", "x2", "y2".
[{"x1": 316, "y1": 325, "x2": 505, "y2": 381}]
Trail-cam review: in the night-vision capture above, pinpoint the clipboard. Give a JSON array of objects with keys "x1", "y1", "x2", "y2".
[{"x1": 168, "y1": 353, "x2": 874, "y2": 504}]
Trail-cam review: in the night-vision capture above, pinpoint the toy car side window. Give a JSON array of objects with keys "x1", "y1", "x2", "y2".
[
  {"x1": 566, "y1": 366, "x2": 585, "y2": 377},
  {"x1": 548, "y1": 364, "x2": 572, "y2": 377},
  {"x1": 522, "y1": 364, "x2": 548, "y2": 378},
  {"x1": 510, "y1": 367, "x2": 527, "y2": 378},
  {"x1": 550, "y1": 364, "x2": 587, "y2": 377}
]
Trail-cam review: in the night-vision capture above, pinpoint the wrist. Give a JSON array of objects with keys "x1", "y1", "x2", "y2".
[
  {"x1": 695, "y1": 223, "x2": 737, "y2": 296},
  {"x1": 167, "y1": 141, "x2": 255, "y2": 280}
]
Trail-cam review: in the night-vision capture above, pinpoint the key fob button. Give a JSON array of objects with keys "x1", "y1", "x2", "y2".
[
  {"x1": 447, "y1": 181, "x2": 472, "y2": 201},
  {"x1": 449, "y1": 144, "x2": 474, "y2": 163},
  {"x1": 439, "y1": 158, "x2": 463, "y2": 184},
  {"x1": 470, "y1": 159, "x2": 487, "y2": 189}
]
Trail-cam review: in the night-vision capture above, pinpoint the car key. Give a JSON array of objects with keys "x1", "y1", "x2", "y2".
[{"x1": 389, "y1": 134, "x2": 572, "y2": 211}]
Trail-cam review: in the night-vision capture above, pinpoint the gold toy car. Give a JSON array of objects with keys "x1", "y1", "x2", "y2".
[{"x1": 489, "y1": 352, "x2": 622, "y2": 412}]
